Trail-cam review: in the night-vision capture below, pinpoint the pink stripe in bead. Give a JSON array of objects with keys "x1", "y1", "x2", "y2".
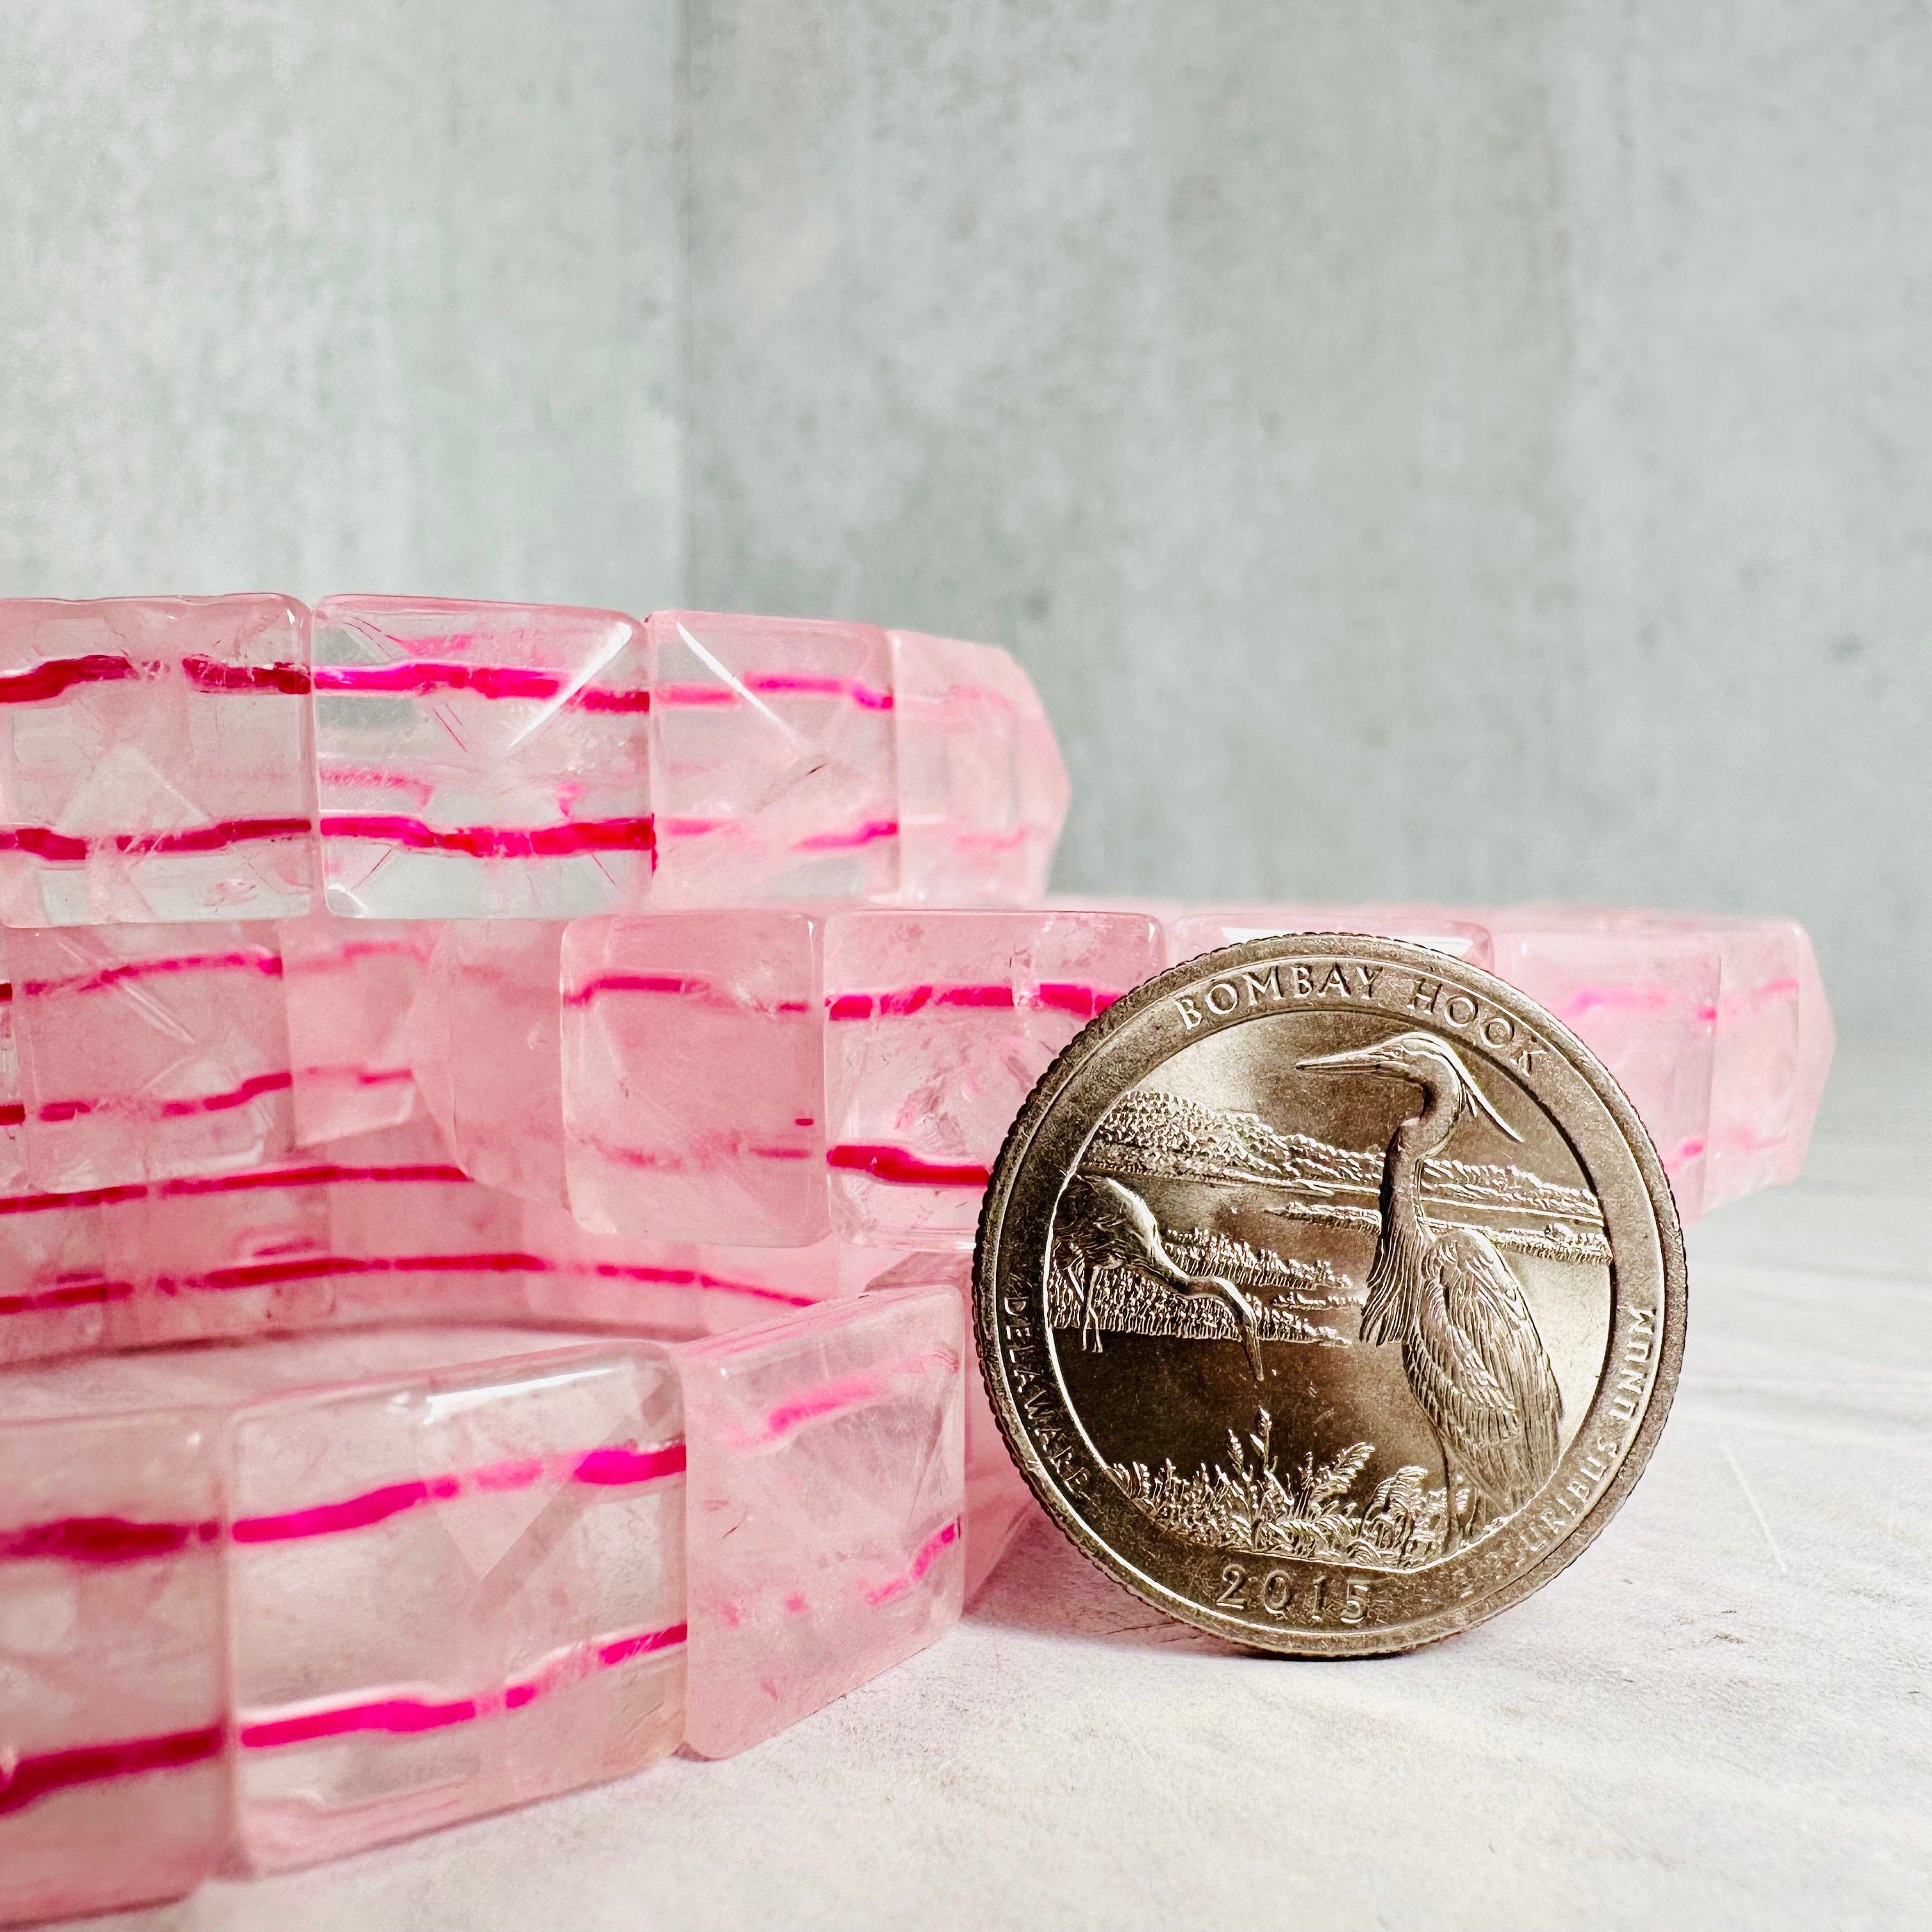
[
  {"x1": 1551, "y1": 986, "x2": 1672, "y2": 1022},
  {"x1": 0, "y1": 817, "x2": 313, "y2": 864},
  {"x1": 233, "y1": 1443, "x2": 685, "y2": 1545},
  {"x1": 319, "y1": 813, "x2": 656, "y2": 860},
  {"x1": 180, "y1": 657, "x2": 310, "y2": 695},
  {"x1": 0, "y1": 1514, "x2": 218, "y2": 1565},
  {"x1": 294, "y1": 1062, "x2": 415, "y2": 1090},
  {"x1": 825, "y1": 982, "x2": 1117, "y2": 1022},
  {"x1": 654, "y1": 673, "x2": 894, "y2": 710},
  {"x1": 0, "y1": 1275, "x2": 133, "y2": 1317},
  {"x1": 0, "y1": 1160, "x2": 470, "y2": 1227},
  {"x1": 1, "y1": 1449, "x2": 682, "y2": 1570},
  {"x1": 313, "y1": 660, "x2": 649, "y2": 711},
  {"x1": 19, "y1": 948, "x2": 284, "y2": 1000},
  {"x1": 863, "y1": 1518, "x2": 962, "y2": 1606},
  {"x1": 825, "y1": 1143, "x2": 992, "y2": 1188},
  {"x1": 0, "y1": 1724, "x2": 224, "y2": 1819},
  {"x1": 795, "y1": 817, "x2": 899, "y2": 852},
  {"x1": 0, "y1": 654, "x2": 142, "y2": 703},
  {"x1": 36, "y1": 1067, "x2": 293, "y2": 1125},
  {"x1": 237, "y1": 1621, "x2": 686, "y2": 1751}
]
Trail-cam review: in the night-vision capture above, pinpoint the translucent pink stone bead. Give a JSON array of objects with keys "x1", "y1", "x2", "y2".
[
  {"x1": 677, "y1": 1286, "x2": 965, "y2": 1758},
  {"x1": 279, "y1": 914, "x2": 438, "y2": 1147},
  {"x1": 823, "y1": 909, "x2": 1164, "y2": 1245},
  {"x1": 410, "y1": 921, "x2": 569, "y2": 1207},
  {"x1": 312, "y1": 597, "x2": 652, "y2": 921},
  {"x1": 864, "y1": 1250, "x2": 1039, "y2": 1601},
  {"x1": 0, "y1": 1408, "x2": 227, "y2": 1924},
  {"x1": 889, "y1": 631, "x2": 1068, "y2": 906},
  {"x1": 10, "y1": 923, "x2": 294, "y2": 1192},
  {"x1": 647, "y1": 612, "x2": 900, "y2": 904},
  {"x1": 1483, "y1": 910, "x2": 1722, "y2": 1223},
  {"x1": 0, "y1": 595, "x2": 316, "y2": 928},
  {"x1": 227, "y1": 1335, "x2": 686, "y2": 1871},
  {"x1": 1677, "y1": 916, "x2": 1833, "y2": 1209},
  {"x1": 1165, "y1": 902, "x2": 1496, "y2": 970},
  {"x1": 562, "y1": 910, "x2": 828, "y2": 1245}
]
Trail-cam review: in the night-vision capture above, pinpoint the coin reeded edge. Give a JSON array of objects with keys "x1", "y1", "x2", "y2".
[{"x1": 973, "y1": 933, "x2": 1689, "y2": 1658}]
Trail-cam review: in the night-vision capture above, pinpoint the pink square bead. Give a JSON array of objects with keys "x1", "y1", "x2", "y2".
[
  {"x1": 863, "y1": 1250, "x2": 1039, "y2": 1602},
  {"x1": 1677, "y1": 917, "x2": 1819, "y2": 1211},
  {"x1": 677, "y1": 1286, "x2": 965, "y2": 1758},
  {"x1": 279, "y1": 914, "x2": 439, "y2": 1148},
  {"x1": 647, "y1": 612, "x2": 898, "y2": 903},
  {"x1": 1484, "y1": 912, "x2": 1722, "y2": 1223},
  {"x1": 412, "y1": 921, "x2": 569, "y2": 1208},
  {"x1": 561, "y1": 910, "x2": 829, "y2": 1246},
  {"x1": 11, "y1": 923, "x2": 295, "y2": 1192},
  {"x1": 0, "y1": 1408, "x2": 227, "y2": 1924},
  {"x1": 312, "y1": 597, "x2": 652, "y2": 919},
  {"x1": 1780, "y1": 923, "x2": 1834, "y2": 1186},
  {"x1": 888, "y1": 631, "x2": 1068, "y2": 906},
  {"x1": 227, "y1": 1339, "x2": 687, "y2": 1871},
  {"x1": 0, "y1": 595, "x2": 316, "y2": 928},
  {"x1": 822, "y1": 908, "x2": 1165, "y2": 1246}
]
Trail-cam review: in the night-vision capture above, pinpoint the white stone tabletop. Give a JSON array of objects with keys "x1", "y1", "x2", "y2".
[{"x1": 73, "y1": 1049, "x2": 1930, "y2": 1932}]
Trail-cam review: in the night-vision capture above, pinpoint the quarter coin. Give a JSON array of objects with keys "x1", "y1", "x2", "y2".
[{"x1": 974, "y1": 935, "x2": 1686, "y2": 1655}]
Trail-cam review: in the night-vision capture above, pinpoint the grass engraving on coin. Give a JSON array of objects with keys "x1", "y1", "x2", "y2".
[{"x1": 973, "y1": 935, "x2": 1686, "y2": 1656}]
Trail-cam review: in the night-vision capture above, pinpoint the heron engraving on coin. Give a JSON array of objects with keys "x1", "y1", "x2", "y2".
[
  {"x1": 1298, "y1": 1030, "x2": 1562, "y2": 1547},
  {"x1": 1055, "y1": 1172, "x2": 1266, "y2": 1381}
]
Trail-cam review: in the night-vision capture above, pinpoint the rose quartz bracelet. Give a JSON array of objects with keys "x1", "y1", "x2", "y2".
[
  {"x1": 0, "y1": 595, "x2": 1068, "y2": 924},
  {"x1": 0, "y1": 597, "x2": 1834, "y2": 1927}
]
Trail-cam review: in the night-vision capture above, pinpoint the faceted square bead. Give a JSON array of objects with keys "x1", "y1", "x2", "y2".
[
  {"x1": 410, "y1": 921, "x2": 568, "y2": 1207},
  {"x1": 1483, "y1": 912, "x2": 1722, "y2": 1222},
  {"x1": 677, "y1": 1287, "x2": 964, "y2": 1758},
  {"x1": 1166, "y1": 903, "x2": 1496, "y2": 970},
  {"x1": 227, "y1": 1338, "x2": 686, "y2": 1871},
  {"x1": 822, "y1": 908, "x2": 1165, "y2": 1246},
  {"x1": 0, "y1": 1192, "x2": 111, "y2": 1368},
  {"x1": 889, "y1": 631, "x2": 1068, "y2": 906},
  {"x1": 1676, "y1": 917, "x2": 1821, "y2": 1211},
  {"x1": 647, "y1": 612, "x2": 898, "y2": 903},
  {"x1": 11, "y1": 923, "x2": 294, "y2": 1192},
  {"x1": 0, "y1": 1407, "x2": 227, "y2": 1924},
  {"x1": 279, "y1": 914, "x2": 438, "y2": 1147},
  {"x1": 561, "y1": 911, "x2": 828, "y2": 1246},
  {"x1": 312, "y1": 597, "x2": 651, "y2": 920},
  {"x1": 0, "y1": 594, "x2": 315, "y2": 927}
]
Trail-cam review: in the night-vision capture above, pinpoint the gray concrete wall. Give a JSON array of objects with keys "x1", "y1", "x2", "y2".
[
  {"x1": 685, "y1": 0, "x2": 1932, "y2": 1039},
  {"x1": 1, "y1": 3, "x2": 1925, "y2": 1038},
  {"x1": 0, "y1": 0, "x2": 682, "y2": 612}
]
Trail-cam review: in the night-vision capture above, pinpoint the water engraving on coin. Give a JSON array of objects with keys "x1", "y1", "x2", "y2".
[{"x1": 974, "y1": 935, "x2": 1685, "y2": 1655}]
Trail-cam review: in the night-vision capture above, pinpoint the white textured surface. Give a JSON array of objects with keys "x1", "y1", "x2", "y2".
[
  {"x1": 0, "y1": 0, "x2": 682, "y2": 614},
  {"x1": 70, "y1": 1050, "x2": 1930, "y2": 1931}
]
